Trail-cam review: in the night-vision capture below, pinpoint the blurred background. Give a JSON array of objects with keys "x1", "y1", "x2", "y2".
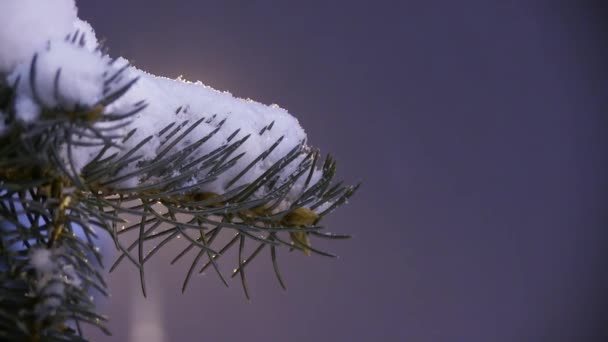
[{"x1": 77, "y1": 1, "x2": 607, "y2": 341}]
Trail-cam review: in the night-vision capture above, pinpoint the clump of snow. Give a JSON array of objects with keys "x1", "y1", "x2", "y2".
[
  {"x1": 29, "y1": 247, "x2": 82, "y2": 317},
  {"x1": 8, "y1": 40, "x2": 109, "y2": 121},
  {"x1": 0, "y1": 0, "x2": 324, "y2": 210},
  {"x1": 0, "y1": 110, "x2": 7, "y2": 135},
  {"x1": 1, "y1": 0, "x2": 104, "y2": 126},
  {"x1": 30, "y1": 247, "x2": 54, "y2": 273},
  {"x1": 0, "y1": 0, "x2": 78, "y2": 74},
  {"x1": 72, "y1": 18, "x2": 99, "y2": 52},
  {"x1": 61, "y1": 263, "x2": 82, "y2": 288},
  {"x1": 12, "y1": 95, "x2": 40, "y2": 124}
]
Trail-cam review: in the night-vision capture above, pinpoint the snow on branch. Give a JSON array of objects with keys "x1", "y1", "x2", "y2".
[
  {"x1": 0, "y1": 0, "x2": 326, "y2": 210},
  {"x1": 0, "y1": 0, "x2": 357, "y2": 339}
]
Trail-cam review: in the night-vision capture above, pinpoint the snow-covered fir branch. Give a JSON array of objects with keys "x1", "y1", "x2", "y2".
[
  {"x1": 1, "y1": 0, "x2": 321, "y2": 211},
  {"x1": 0, "y1": 0, "x2": 358, "y2": 340}
]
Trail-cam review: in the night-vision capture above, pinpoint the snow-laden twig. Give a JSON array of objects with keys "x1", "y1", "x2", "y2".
[{"x1": 0, "y1": 0, "x2": 358, "y2": 340}]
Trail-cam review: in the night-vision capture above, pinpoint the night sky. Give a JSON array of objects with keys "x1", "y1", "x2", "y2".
[{"x1": 77, "y1": 1, "x2": 607, "y2": 341}]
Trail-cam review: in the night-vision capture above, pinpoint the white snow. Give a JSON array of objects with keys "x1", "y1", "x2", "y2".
[
  {"x1": 30, "y1": 246, "x2": 64, "y2": 314},
  {"x1": 30, "y1": 247, "x2": 54, "y2": 273},
  {"x1": 13, "y1": 96, "x2": 40, "y2": 123},
  {"x1": 104, "y1": 68, "x2": 311, "y2": 196},
  {"x1": 0, "y1": 0, "x2": 323, "y2": 209},
  {"x1": 0, "y1": 0, "x2": 78, "y2": 74},
  {"x1": 0, "y1": 110, "x2": 7, "y2": 135},
  {"x1": 42, "y1": 42, "x2": 107, "y2": 108},
  {"x1": 8, "y1": 40, "x2": 109, "y2": 122},
  {"x1": 61, "y1": 263, "x2": 83, "y2": 288},
  {"x1": 30, "y1": 247, "x2": 83, "y2": 316}
]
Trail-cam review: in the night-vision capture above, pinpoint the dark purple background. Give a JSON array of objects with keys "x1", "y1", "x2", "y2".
[{"x1": 77, "y1": 1, "x2": 608, "y2": 341}]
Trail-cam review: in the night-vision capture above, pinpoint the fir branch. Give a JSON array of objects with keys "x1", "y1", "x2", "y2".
[{"x1": 0, "y1": 7, "x2": 359, "y2": 340}]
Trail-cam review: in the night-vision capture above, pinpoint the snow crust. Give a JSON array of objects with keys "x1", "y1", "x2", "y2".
[{"x1": 0, "y1": 0, "x2": 321, "y2": 208}]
